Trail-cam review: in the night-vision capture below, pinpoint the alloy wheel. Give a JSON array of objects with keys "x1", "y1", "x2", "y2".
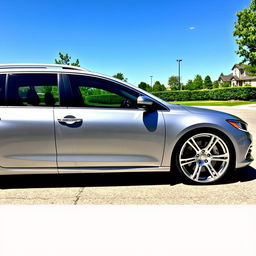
[{"x1": 179, "y1": 133, "x2": 230, "y2": 183}]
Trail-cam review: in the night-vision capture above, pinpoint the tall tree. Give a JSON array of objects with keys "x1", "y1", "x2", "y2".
[
  {"x1": 113, "y1": 73, "x2": 128, "y2": 82},
  {"x1": 138, "y1": 82, "x2": 152, "y2": 92},
  {"x1": 213, "y1": 81, "x2": 220, "y2": 89},
  {"x1": 153, "y1": 81, "x2": 166, "y2": 91},
  {"x1": 55, "y1": 52, "x2": 80, "y2": 66},
  {"x1": 168, "y1": 76, "x2": 179, "y2": 90},
  {"x1": 185, "y1": 80, "x2": 194, "y2": 90},
  {"x1": 233, "y1": 0, "x2": 256, "y2": 74},
  {"x1": 193, "y1": 75, "x2": 203, "y2": 90},
  {"x1": 221, "y1": 81, "x2": 231, "y2": 88},
  {"x1": 204, "y1": 75, "x2": 213, "y2": 89}
]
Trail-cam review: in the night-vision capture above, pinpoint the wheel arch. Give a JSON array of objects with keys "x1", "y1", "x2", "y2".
[{"x1": 170, "y1": 127, "x2": 236, "y2": 169}]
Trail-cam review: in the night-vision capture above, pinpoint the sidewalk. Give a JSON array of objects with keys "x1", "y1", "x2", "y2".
[
  {"x1": 196, "y1": 104, "x2": 256, "y2": 110},
  {"x1": 234, "y1": 104, "x2": 256, "y2": 109}
]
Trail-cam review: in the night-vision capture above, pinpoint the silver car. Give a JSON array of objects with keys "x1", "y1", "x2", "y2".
[{"x1": 0, "y1": 64, "x2": 253, "y2": 184}]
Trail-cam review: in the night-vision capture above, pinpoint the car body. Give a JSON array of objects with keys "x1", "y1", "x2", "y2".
[{"x1": 0, "y1": 63, "x2": 253, "y2": 184}]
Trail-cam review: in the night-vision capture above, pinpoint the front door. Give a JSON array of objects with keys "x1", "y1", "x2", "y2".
[{"x1": 54, "y1": 75, "x2": 165, "y2": 171}]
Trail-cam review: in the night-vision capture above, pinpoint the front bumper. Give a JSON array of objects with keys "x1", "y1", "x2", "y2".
[{"x1": 235, "y1": 131, "x2": 253, "y2": 169}]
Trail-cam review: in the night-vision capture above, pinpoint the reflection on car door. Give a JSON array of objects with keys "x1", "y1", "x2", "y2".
[{"x1": 54, "y1": 75, "x2": 166, "y2": 171}]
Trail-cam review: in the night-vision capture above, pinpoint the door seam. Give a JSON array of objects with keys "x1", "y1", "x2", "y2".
[{"x1": 53, "y1": 108, "x2": 59, "y2": 173}]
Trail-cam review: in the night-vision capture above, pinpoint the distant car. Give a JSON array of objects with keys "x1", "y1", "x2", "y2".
[{"x1": 0, "y1": 64, "x2": 253, "y2": 184}]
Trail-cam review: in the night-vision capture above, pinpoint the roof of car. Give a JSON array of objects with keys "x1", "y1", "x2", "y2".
[
  {"x1": 0, "y1": 63, "x2": 89, "y2": 72},
  {"x1": 0, "y1": 63, "x2": 169, "y2": 109},
  {"x1": 0, "y1": 63, "x2": 136, "y2": 89}
]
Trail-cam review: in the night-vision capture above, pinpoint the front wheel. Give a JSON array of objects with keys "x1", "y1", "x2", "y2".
[{"x1": 174, "y1": 131, "x2": 235, "y2": 184}]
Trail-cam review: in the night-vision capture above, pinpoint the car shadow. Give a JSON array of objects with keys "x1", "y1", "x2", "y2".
[
  {"x1": 221, "y1": 166, "x2": 256, "y2": 184},
  {"x1": 0, "y1": 166, "x2": 255, "y2": 189},
  {"x1": 181, "y1": 166, "x2": 256, "y2": 186},
  {"x1": 0, "y1": 172, "x2": 178, "y2": 190}
]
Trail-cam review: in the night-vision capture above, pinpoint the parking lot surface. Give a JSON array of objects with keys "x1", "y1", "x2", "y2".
[{"x1": 0, "y1": 106, "x2": 255, "y2": 204}]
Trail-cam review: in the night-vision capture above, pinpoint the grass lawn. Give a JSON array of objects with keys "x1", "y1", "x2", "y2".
[{"x1": 170, "y1": 100, "x2": 256, "y2": 106}]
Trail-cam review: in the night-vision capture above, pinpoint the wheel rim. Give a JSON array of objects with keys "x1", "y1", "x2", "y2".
[{"x1": 179, "y1": 133, "x2": 230, "y2": 183}]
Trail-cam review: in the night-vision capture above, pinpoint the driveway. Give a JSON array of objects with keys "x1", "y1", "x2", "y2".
[{"x1": 0, "y1": 106, "x2": 255, "y2": 204}]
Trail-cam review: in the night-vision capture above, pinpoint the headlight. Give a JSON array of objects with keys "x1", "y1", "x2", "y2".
[{"x1": 226, "y1": 119, "x2": 248, "y2": 131}]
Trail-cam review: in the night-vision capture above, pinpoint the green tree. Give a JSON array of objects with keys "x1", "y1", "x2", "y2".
[
  {"x1": 168, "y1": 76, "x2": 179, "y2": 90},
  {"x1": 113, "y1": 73, "x2": 128, "y2": 82},
  {"x1": 181, "y1": 83, "x2": 186, "y2": 90},
  {"x1": 221, "y1": 81, "x2": 231, "y2": 88},
  {"x1": 153, "y1": 81, "x2": 166, "y2": 91},
  {"x1": 185, "y1": 80, "x2": 194, "y2": 90},
  {"x1": 244, "y1": 64, "x2": 256, "y2": 76},
  {"x1": 55, "y1": 52, "x2": 80, "y2": 66},
  {"x1": 193, "y1": 75, "x2": 203, "y2": 90},
  {"x1": 204, "y1": 75, "x2": 213, "y2": 89},
  {"x1": 213, "y1": 81, "x2": 220, "y2": 89},
  {"x1": 138, "y1": 82, "x2": 152, "y2": 92},
  {"x1": 233, "y1": 0, "x2": 256, "y2": 74}
]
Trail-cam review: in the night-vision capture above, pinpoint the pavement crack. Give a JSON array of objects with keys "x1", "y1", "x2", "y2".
[{"x1": 74, "y1": 187, "x2": 84, "y2": 205}]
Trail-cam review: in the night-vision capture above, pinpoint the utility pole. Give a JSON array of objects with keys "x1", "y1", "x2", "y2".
[
  {"x1": 150, "y1": 75, "x2": 153, "y2": 88},
  {"x1": 176, "y1": 59, "x2": 182, "y2": 90}
]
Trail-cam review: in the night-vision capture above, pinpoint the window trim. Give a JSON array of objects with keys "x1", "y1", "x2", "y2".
[{"x1": 62, "y1": 73, "x2": 168, "y2": 111}]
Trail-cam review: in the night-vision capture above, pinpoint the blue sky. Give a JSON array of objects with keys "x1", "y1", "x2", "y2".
[{"x1": 0, "y1": 0, "x2": 251, "y2": 86}]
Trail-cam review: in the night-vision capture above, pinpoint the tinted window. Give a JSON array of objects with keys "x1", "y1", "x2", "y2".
[
  {"x1": 68, "y1": 75, "x2": 139, "y2": 108},
  {"x1": 7, "y1": 74, "x2": 59, "y2": 106},
  {"x1": 0, "y1": 74, "x2": 6, "y2": 105}
]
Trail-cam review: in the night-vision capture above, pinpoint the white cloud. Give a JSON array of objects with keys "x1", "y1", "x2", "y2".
[{"x1": 189, "y1": 26, "x2": 196, "y2": 30}]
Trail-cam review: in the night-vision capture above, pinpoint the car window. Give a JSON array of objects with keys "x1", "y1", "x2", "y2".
[
  {"x1": 67, "y1": 75, "x2": 139, "y2": 108},
  {"x1": 0, "y1": 74, "x2": 6, "y2": 105},
  {"x1": 7, "y1": 74, "x2": 59, "y2": 106}
]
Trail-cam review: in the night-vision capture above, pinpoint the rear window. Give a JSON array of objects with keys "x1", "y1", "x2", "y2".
[
  {"x1": 0, "y1": 74, "x2": 6, "y2": 105},
  {"x1": 7, "y1": 74, "x2": 59, "y2": 106}
]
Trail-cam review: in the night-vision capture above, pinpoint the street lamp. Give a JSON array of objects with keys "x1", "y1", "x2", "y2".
[
  {"x1": 176, "y1": 59, "x2": 182, "y2": 90},
  {"x1": 150, "y1": 75, "x2": 153, "y2": 87}
]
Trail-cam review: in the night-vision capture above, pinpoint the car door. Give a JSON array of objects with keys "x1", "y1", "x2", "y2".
[
  {"x1": 54, "y1": 74, "x2": 166, "y2": 172},
  {"x1": 0, "y1": 73, "x2": 58, "y2": 172}
]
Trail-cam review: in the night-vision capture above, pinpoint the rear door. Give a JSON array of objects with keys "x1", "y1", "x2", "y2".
[
  {"x1": 54, "y1": 74, "x2": 166, "y2": 171},
  {"x1": 0, "y1": 73, "x2": 58, "y2": 172}
]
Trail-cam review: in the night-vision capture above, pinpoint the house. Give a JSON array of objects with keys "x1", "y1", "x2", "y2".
[{"x1": 219, "y1": 64, "x2": 256, "y2": 86}]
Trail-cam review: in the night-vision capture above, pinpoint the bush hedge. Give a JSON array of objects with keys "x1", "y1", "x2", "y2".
[
  {"x1": 86, "y1": 94, "x2": 123, "y2": 104},
  {"x1": 152, "y1": 87, "x2": 256, "y2": 101},
  {"x1": 83, "y1": 87, "x2": 256, "y2": 104}
]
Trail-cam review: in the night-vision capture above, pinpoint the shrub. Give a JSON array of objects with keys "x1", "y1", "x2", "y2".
[
  {"x1": 152, "y1": 87, "x2": 256, "y2": 101},
  {"x1": 75, "y1": 87, "x2": 256, "y2": 105},
  {"x1": 86, "y1": 94, "x2": 123, "y2": 104}
]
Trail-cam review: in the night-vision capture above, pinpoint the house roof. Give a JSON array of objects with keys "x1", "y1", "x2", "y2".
[
  {"x1": 232, "y1": 64, "x2": 245, "y2": 70},
  {"x1": 219, "y1": 73, "x2": 256, "y2": 82},
  {"x1": 219, "y1": 73, "x2": 233, "y2": 82},
  {"x1": 231, "y1": 76, "x2": 240, "y2": 81},
  {"x1": 239, "y1": 76, "x2": 256, "y2": 81}
]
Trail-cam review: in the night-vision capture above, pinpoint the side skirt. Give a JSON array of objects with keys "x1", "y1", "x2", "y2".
[
  {"x1": 0, "y1": 166, "x2": 170, "y2": 175},
  {"x1": 58, "y1": 166, "x2": 170, "y2": 174}
]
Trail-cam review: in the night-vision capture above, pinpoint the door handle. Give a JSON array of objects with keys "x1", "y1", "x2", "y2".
[{"x1": 58, "y1": 116, "x2": 83, "y2": 125}]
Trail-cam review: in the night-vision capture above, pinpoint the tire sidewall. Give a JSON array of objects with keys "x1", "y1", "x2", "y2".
[{"x1": 173, "y1": 129, "x2": 235, "y2": 185}]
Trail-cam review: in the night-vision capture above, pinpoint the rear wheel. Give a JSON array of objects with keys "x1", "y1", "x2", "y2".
[{"x1": 174, "y1": 131, "x2": 235, "y2": 184}]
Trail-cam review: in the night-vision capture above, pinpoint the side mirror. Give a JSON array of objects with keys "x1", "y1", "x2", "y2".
[{"x1": 137, "y1": 96, "x2": 154, "y2": 109}]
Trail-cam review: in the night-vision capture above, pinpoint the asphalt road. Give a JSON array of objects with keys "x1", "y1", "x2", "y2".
[{"x1": 0, "y1": 106, "x2": 255, "y2": 204}]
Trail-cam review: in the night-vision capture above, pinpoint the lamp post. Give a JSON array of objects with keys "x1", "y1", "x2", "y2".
[
  {"x1": 150, "y1": 75, "x2": 153, "y2": 88},
  {"x1": 176, "y1": 59, "x2": 182, "y2": 90}
]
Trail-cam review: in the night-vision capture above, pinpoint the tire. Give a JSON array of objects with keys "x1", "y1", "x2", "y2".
[{"x1": 173, "y1": 129, "x2": 235, "y2": 185}]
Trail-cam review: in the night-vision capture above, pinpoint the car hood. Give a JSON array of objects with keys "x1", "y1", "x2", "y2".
[{"x1": 166, "y1": 103, "x2": 243, "y2": 121}]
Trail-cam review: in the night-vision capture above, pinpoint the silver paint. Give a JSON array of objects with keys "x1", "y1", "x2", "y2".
[
  {"x1": 0, "y1": 64, "x2": 252, "y2": 177},
  {"x1": 54, "y1": 108, "x2": 165, "y2": 168}
]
